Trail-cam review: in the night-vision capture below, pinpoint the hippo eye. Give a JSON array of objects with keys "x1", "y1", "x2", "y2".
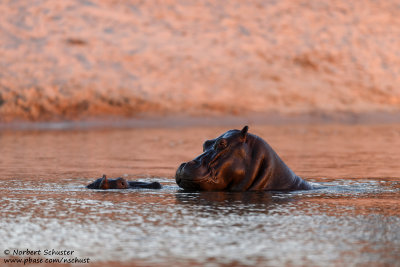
[{"x1": 215, "y1": 139, "x2": 227, "y2": 150}]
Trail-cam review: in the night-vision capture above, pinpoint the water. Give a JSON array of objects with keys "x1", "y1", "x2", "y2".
[{"x1": 1, "y1": 124, "x2": 400, "y2": 266}]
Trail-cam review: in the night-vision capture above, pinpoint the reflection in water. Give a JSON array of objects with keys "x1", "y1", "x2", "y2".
[{"x1": 0, "y1": 124, "x2": 400, "y2": 266}]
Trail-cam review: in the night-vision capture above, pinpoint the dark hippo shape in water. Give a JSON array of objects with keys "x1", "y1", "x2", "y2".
[
  {"x1": 87, "y1": 175, "x2": 162, "y2": 190},
  {"x1": 176, "y1": 126, "x2": 313, "y2": 191}
]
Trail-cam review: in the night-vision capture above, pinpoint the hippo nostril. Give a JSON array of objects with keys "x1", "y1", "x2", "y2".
[
  {"x1": 187, "y1": 160, "x2": 202, "y2": 168},
  {"x1": 177, "y1": 163, "x2": 186, "y2": 175}
]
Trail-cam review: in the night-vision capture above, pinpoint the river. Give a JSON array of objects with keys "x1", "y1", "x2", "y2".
[{"x1": 1, "y1": 123, "x2": 399, "y2": 266}]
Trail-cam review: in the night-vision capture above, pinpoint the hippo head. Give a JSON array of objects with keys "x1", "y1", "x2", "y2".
[
  {"x1": 86, "y1": 175, "x2": 129, "y2": 189},
  {"x1": 176, "y1": 126, "x2": 249, "y2": 191}
]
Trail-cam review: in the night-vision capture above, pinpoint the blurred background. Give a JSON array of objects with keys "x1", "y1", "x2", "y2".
[{"x1": 1, "y1": 0, "x2": 399, "y2": 123}]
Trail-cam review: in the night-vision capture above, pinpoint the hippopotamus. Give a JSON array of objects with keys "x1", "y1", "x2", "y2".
[
  {"x1": 87, "y1": 175, "x2": 162, "y2": 190},
  {"x1": 175, "y1": 126, "x2": 313, "y2": 191}
]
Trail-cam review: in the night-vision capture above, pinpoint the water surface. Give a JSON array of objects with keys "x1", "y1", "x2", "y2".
[{"x1": 1, "y1": 124, "x2": 399, "y2": 266}]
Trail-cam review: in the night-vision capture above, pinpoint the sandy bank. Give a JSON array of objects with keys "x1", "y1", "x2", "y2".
[{"x1": 1, "y1": 0, "x2": 400, "y2": 122}]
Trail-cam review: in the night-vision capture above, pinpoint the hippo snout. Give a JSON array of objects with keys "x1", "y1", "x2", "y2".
[
  {"x1": 175, "y1": 161, "x2": 203, "y2": 190},
  {"x1": 175, "y1": 162, "x2": 187, "y2": 185},
  {"x1": 175, "y1": 160, "x2": 211, "y2": 191}
]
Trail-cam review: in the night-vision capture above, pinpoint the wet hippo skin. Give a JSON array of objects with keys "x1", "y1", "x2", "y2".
[
  {"x1": 87, "y1": 175, "x2": 162, "y2": 190},
  {"x1": 176, "y1": 126, "x2": 313, "y2": 191}
]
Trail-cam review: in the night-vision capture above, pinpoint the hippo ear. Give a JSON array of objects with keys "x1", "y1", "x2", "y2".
[
  {"x1": 99, "y1": 174, "x2": 109, "y2": 189},
  {"x1": 240, "y1": 125, "x2": 249, "y2": 140}
]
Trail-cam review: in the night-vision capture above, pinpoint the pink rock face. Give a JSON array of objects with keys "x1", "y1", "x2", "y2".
[{"x1": 0, "y1": 0, "x2": 400, "y2": 122}]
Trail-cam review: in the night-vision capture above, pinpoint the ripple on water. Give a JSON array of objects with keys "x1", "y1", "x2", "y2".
[
  {"x1": 0, "y1": 179, "x2": 399, "y2": 266},
  {"x1": 1, "y1": 125, "x2": 400, "y2": 266}
]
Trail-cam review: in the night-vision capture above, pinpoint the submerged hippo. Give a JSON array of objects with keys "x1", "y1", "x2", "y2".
[
  {"x1": 87, "y1": 175, "x2": 162, "y2": 190},
  {"x1": 175, "y1": 126, "x2": 313, "y2": 191}
]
